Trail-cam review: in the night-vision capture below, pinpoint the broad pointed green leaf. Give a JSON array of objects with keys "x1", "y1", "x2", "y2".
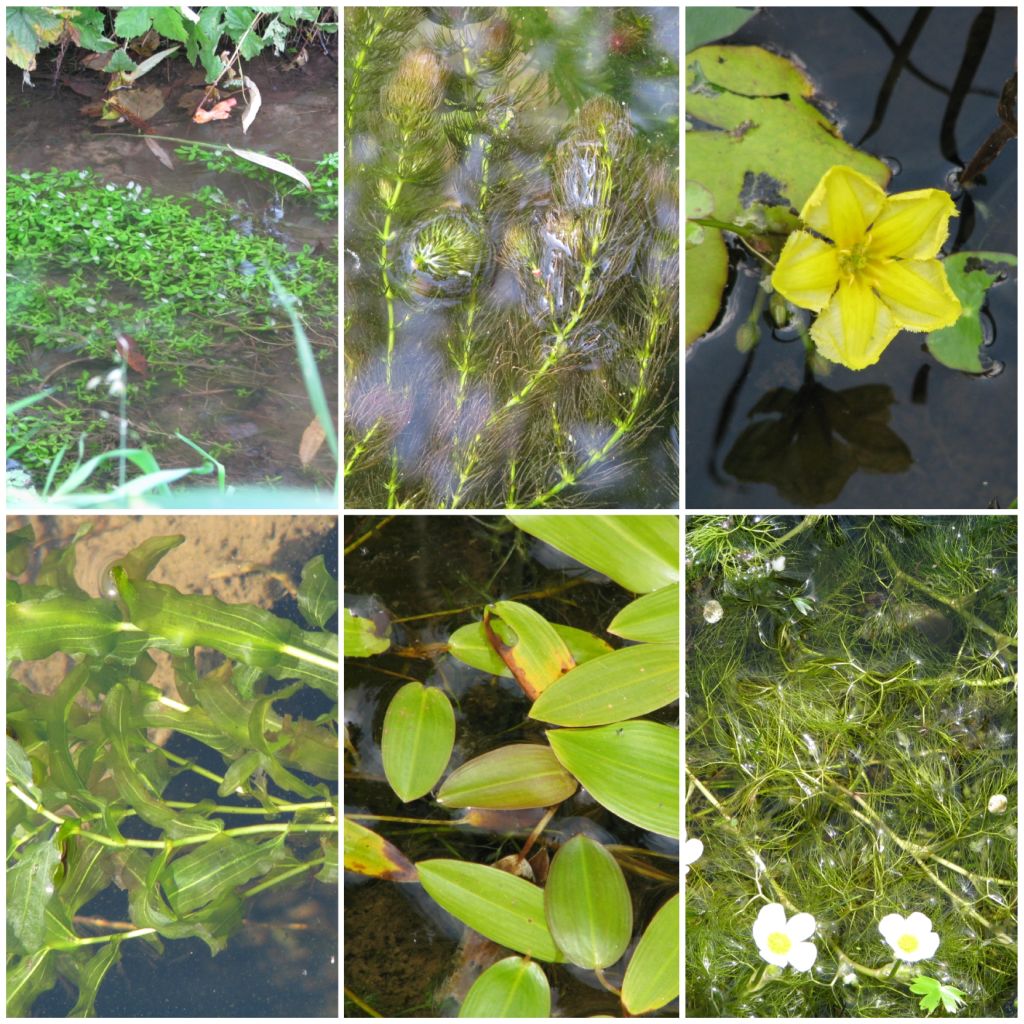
[
  {"x1": 437, "y1": 744, "x2": 577, "y2": 809},
  {"x1": 298, "y1": 554, "x2": 338, "y2": 628},
  {"x1": 608, "y1": 584, "x2": 679, "y2": 643},
  {"x1": 449, "y1": 620, "x2": 612, "y2": 677},
  {"x1": 8, "y1": 830, "x2": 61, "y2": 954},
  {"x1": 547, "y1": 722, "x2": 678, "y2": 838},
  {"x1": 459, "y1": 956, "x2": 551, "y2": 1018},
  {"x1": 6, "y1": 736, "x2": 38, "y2": 799},
  {"x1": 7, "y1": 594, "x2": 125, "y2": 660},
  {"x1": 621, "y1": 893, "x2": 679, "y2": 1014},
  {"x1": 382, "y1": 682, "x2": 455, "y2": 802},
  {"x1": 68, "y1": 939, "x2": 122, "y2": 1017},
  {"x1": 508, "y1": 515, "x2": 679, "y2": 593},
  {"x1": 344, "y1": 607, "x2": 390, "y2": 656},
  {"x1": 545, "y1": 835, "x2": 632, "y2": 969},
  {"x1": 417, "y1": 859, "x2": 565, "y2": 962},
  {"x1": 530, "y1": 643, "x2": 679, "y2": 726},
  {"x1": 483, "y1": 601, "x2": 575, "y2": 699},
  {"x1": 344, "y1": 818, "x2": 418, "y2": 883},
  {"x1": 6, "y1": 950, "x2": 57, "y2": 1017}
]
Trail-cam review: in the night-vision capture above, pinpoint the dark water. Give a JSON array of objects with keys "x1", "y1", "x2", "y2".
[{"x1": 686, "y1": 7, "x2": 1017, "y2": 509}]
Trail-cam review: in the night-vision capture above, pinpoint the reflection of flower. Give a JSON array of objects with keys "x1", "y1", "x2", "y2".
[
  {"x1": 772, "y1": 166, "x2": 962, "y2": 370},
  {"x1": 879, "y1": 912, "x2": 940, "y2": 962},
  {"x1": 723, "y1": 380, "x2": 911, "y2": 505},
  {"x1": 683, "y1": 834, "x2": 704, "y2": 874},
  {"x1": 752, "y1": 903, "x2": 818, "y2": 971}
]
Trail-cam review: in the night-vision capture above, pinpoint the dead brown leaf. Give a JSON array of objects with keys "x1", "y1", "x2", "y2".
[{"x1": 299, "y1": 418, "x2": 327, "y2": 466}]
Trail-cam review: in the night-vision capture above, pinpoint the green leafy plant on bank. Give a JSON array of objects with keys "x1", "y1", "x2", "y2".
[
  {"x1": 345, "y1": 516, "x2": 680, "y2": 1017},
  {"x1": 686, "y1": 515, "x2": 1016, "y2": 1017},
  {"x1": 344, "y1": 7, "x2": 679, "y2": 509},
  {"x1": 6, "y1": 523, "x2": 339, "y2": 1016}
]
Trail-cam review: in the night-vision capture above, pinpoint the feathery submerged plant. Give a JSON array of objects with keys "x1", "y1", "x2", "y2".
[
  {"x1": 685, "y1": 515, "x2": 1017, "y2": 1017},
  {"x1": 344, "y1": 7, "x2": 679, "y2": 509}
]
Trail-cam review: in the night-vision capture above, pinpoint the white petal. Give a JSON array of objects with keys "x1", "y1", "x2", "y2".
[
  {"x1": 916, "y1": 930, "x2": 940, "y2": 960},
  {"x1": 753, "y1": 903, "x2": 788, "y2": 947},
  {"x1": 786, "y1": 912, "x2": 817, "y2": 943},
  {"x1": 683, "y1": 837, "x2": 704, "y2": 866},
  {"x1": 878, "y1": 913, "x2": 907, "y2": 946},
  {"x1": 788, "y1": 941, "x2": 818, "y2": 972},
  {"x1": 905, "y1": 911, "x2": 933, "y2": 936},
  {"x1": 757, "y1": 945, "x2": 790, "y2": 968}
]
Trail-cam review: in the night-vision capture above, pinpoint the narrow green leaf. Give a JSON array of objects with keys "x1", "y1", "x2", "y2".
[
  {"x1": 68, "y1": 940, "x2": 122, "y2": 1017},
  {"x1": 298, "y1": 554, "x2": 338, "y2": 628},
  {"x1": 7, "y1": 594, "x2": 124, "y2": 660},
  {"x1": 621, "y1": 893, "x2": 679, "y2": 1014},
  {"x1": 417, "y1": 859, "x2": 565, "y2": 963},
  {"x1": 547, "y1": 722, "x2": 679, "y2": 838},
  {"x1": 530, "y1": 643, "x2": 679, "y2": 726},
  {"x1": 6, "y1": 950, "x2": 57, "y2": 1017},
  {"x1": 608, "y1": 583, "x2": 679, "y2": 643},
  {"x1": 381, "y1": 682, "x2": 455, "y2": 802},
  {"x1": 8, "y1": 830, "x2": 61, "y2": 954},
  {"x1": 437, "y1": 744, "x2": 577, "y2": 810},
  {"x1": 545, "y1": 835, "x2": 632, "y2": 969},
  {"x1": 344, "y1": 818, "x2": 418, "y2": 882},
  {"x1": 449, "y1": 620, "x2": 612, "y2": 677},
  {"x1": 6, "y1": 736, "x2": 38, "y2": 798},
  {"x1": 507, "y1": 515, "x2": 679, "y2": 594},
  {"x1": 459, "y1": 956, "x2": 551, "y2": 1018},
  {"x1": 59, "y1": 836, "x2": 115, "y2": 917},
  {"x1": 344, "y1": 606, "x2": 390, "y2": 656}
]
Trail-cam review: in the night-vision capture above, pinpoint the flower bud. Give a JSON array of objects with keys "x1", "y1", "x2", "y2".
[{"x1": 736, "y1": 322, "x2": 759, "y2": 352}]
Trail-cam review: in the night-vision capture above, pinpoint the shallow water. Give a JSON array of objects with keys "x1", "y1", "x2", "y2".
[{"x1": 686, "y1": 7, "x2": 1017, "y2": 509}]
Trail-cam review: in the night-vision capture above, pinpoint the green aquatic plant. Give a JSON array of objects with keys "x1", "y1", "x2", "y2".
[
  {"x1": 686, "y1": 515, "x2": 1016, "y2": 1017},
  {"x1": 344, "y1": 515, "x2": 680, "y2": 1017},
  {"x1": 344, "y1": 7, "x2": 678, "y2": 508},
  {"x1": 6, "y1": 524, "x2": 338, "y2": 1016}
]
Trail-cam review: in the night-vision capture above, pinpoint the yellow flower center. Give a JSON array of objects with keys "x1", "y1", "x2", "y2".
[
  {"x1": 837, "y1": 238, "x2": 872, "y2": 278},
  {"x1": 767, "y1": 931, "x2": 792, "y2": 955},
  {"x1": 898, "y1": 933, "x2": 919, "y2": 954}
]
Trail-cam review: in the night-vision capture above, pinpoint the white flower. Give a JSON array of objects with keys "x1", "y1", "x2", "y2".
[
  {"x1": 753, "y1": 903, "x2": 818, "y2": 971},
  {"x1": 878, "y1": 912, "x2": 939, "y2": 962},
  {"x1": 683, "y1": 834, "x2": 704, "y2": 874}
]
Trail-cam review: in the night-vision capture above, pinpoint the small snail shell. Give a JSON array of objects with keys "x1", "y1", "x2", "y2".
[{"x1": 98, "y1": 561, "x2": 121, "y2": 600}]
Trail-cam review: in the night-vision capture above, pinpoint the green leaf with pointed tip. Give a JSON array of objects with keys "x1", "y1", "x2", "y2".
[
  {"x1": 417, "y1": 859, "x2": 565, "y2": 962},
  {"x1": 344, "y1": 818, "x2": 418, "y2": 883},
  {"x1": 485, "y1": 600, "x2": 576, "y2": 698},
  {"x1": 530, "y1": 643, "x2": 678, "y2": 726},
  {"x1": 459, "y1": 956, "x2": 552, "y2": 1018},
  {"x1": 382, "y1": 681, "x2": 455, "y2": 802},
  {"x1": 344, "y1": 607, "x2": 390, "y2": 656},
  {"x1": 6, "y1": 736, "x2": 38, "y2": 799},
  {"x1": 107, "y1": 534, "x2": 186, "y2": 586},
  {"x1": 449, "y1": 620, "x2": 612, "y2": 677},
  {"x1": 545, "y1": 835, "x2": 632, "y2": 969},
  {"x1": 7, "y1": 594, "x2": 124, "y2": 660},
  {"x1": 68, "y1": 940, "x2": 122, "y2": 1017},
  {"x1": 6, "y1": 950, "x2": 57, "y2": 1017},
  {"x1": 547, "y1": 722, "x2": 678, "y2": 838},
  {"x1": 621, "y1": 893, "x2": 679, "y2": 1014},
  {"x1": 298, "y1": 554, "x2": 338, "y2": 628},
  {"x1": 507, "y1": 515, "x2": 679, "y2": 594},
  {"x1": 8, "y1": 830, "x2": 61, "y2": 954},
  {"x1": 437, "y1": 743, "x2": 577, "y2": 809},
  {"x1": 609, "y1": 584, "x2": 679, "y2": 643}
]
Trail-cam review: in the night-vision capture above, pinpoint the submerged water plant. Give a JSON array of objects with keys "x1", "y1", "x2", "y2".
[
  {"x1": 6, "y1": 524, "x2": 338, "y2": 1015},
  {"x1": 686, "y1": 515, "x2": 1017, "y2": 1017},
  {"x1": 344, "y1": 7, "x2": 679, "y2": 508}
]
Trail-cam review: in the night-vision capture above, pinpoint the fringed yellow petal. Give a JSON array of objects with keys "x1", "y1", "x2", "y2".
[
  {"x1": 771, "y1": 231, "x2": 840, "y2": 311},
  {"x1": 800, "y1": 166, "x2": 886, "y2": 249},
  {"x1": 868, "y1": 189, "x2": 959, "y2": 260},
  {"x1": 868, "y1": 259, "x2": 963, "y2": 331},
  {"x1": 810, "y1": 277, "x2": 899, "y2": 370}
]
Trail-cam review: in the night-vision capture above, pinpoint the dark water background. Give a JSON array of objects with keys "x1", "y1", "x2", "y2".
[{"x1": 686, "y1": 6, "x2": 1017, "y2": 509}]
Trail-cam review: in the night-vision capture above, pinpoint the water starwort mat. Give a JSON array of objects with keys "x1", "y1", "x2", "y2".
[
  {"x1": 685, "y1": 515, "x2": 1016, "y2": 1017},
  {"x1": 344, "y1": 7, "x2": 679, "y2": 509}
]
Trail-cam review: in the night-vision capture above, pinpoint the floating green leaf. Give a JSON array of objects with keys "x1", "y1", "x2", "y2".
[
  {"x1": 686, "y1": 6, "x2": 758, "y2": 51},
  {"x1": 530, "y1": 643, "x2": 678, "y2": 726},
  {"x1": 507, "y1": 515, "x2": 679, "y2": 594},
  {"x1": 621, "y1": 893, "x2": 679, "y2": 1014},
  {"x1": 437, "y1": 744, "x2": 577, "y2": 809},
  {"x1": 545, "y1": 835, "x2": 632, "y2": 969},
  {"x1": 449, "y1": 619, "x2": 612, "y2": 677},
  {"x1": 609, "y1": 583, "x2": 679, "y2": 643},
  {"x1": 686, "y1": 228, "x2": 729, "y2": 344},
  {"x1": 483, "y1": 600, "x2": 576, "y2": 699},
  {"x1": 344, "y1": 606, "x2": 390, "y2": 656},
  {"x1": 381, "y1": 681, "x2": 455, "y2": 802},
  {"x1": 344, "y1": 818, "x2": 418, "y2": 883},
  {"x1": 417, "y1": 859, "x2": 565, "y2": 962},
  {"x1": 459, "y1": 956, "x2": 551, "y2": 1018},
  {"x1": 547, "y1": 722, "x2": 679, "y2": 837}
]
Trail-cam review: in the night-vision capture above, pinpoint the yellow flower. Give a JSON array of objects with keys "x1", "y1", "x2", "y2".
[{"x1": 771, "y1": 166, "x2": 962, "y2": 370}]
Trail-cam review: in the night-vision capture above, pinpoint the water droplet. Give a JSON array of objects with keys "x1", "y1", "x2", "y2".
[{"x1": 879, "y1": 154, "x2": 902, "y2": 177}]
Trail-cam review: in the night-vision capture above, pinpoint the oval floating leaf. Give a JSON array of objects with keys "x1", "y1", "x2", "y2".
[
  {"x1": 547, "y1": 722, "x2": 678, "y2": 838},
  {"x1": 382, "y1": 682, "x2": 455, "y2": 802},
  {"x1": 545, "y1": 835, "x2": 632, "y2": 969},
  {"x1": 530, "y1": 643, "x2": 678, "y2": 726},
  {"x1": 608, "y1": 584, "x2": 679, "y2": 643},
  {"x1": 344, "y1": 607, "x2": 390, "y2": 657},
  {"x1": 459, "y1": 956, "x2": 551, "y2": 1018},
  {"x1": 621, "y1": 893, "x2": 679, "y2": 1015},
  {"x1": 437, "y1": 744, "x2": 577, "y2": 809},
  {"x1": 507, "y1": 515, "x2": 679, "y2": 594},
  {"x1": 483, "y1": 600, "x2": 575, "y2": 699},
  {"x1": 450, "y1": 620, "x2": 611, "y2": 677},
  {"x1": 344, "y1": 818, "x2": 418, "y2": 883},
  {"x1": 417, "y1": 859, "x2": 565, "y2": 962}
]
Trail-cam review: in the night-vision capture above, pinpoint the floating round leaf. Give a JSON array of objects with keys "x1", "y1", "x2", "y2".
[
  {"x1": 382, "y1": 681, "x2": 455, "y2": 802},
  {"x1": 621, "y1": 893, "x2": 679, "y2": 1015},
  {"x1": 458, "y1": 956, "x2": 551, "y2": 1018},
  {"x1": 437, "y1": 744, "x2": 577, "y2": 809},
  {"x1": 544, "y1": 834, "x2": 633, "y2": 969}
]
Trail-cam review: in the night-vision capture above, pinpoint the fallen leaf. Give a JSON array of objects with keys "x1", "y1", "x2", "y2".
[
  {"x1": 115, "y1": 333, "x2": 149, "y2": 377},
  {"x1": 240, "y1": 75, "x2": 261, "y2": 134},
  {"x1": 228, "y1": 145, "x2": 311, "y2": 189},
  {"x1": 193, "y1": 97, "x2": 237, "y2": 123},
  {"x1": 81, "y1": 52, "x2": 113, "y2": 71},
  {"x1": 299, "y1": 418, "x2": 326, "y2": 466},
  {"x1": 144, "y1": 136, "x2": 174, "y2": 170}
]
